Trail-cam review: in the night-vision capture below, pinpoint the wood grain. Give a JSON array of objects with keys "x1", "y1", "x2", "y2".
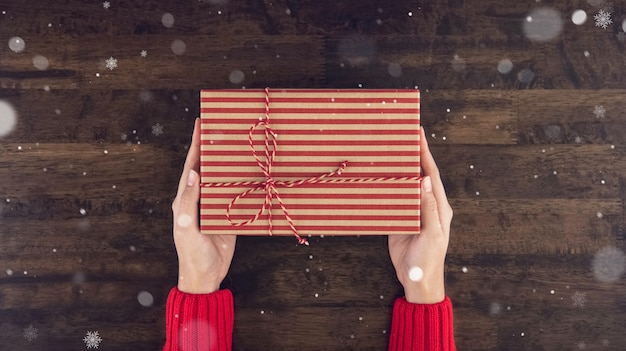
[{"x1": 0, "y1": 0, "x2": 625, "y2": 350}]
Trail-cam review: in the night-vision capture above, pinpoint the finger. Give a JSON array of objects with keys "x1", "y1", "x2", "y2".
[
  {"x1": 420, "y1": 127, "x2": 452, "y2": 232},
  {"x1": 419, "y1": 176, "x2": 442, "y2": 235},
  {"x1": 176, "y1": 118, "x2": 202, "y2": 199},
  {"x1": 174, "y1": 169, "x2": 200, "y2": 230},
  {"x1": 420, "y1": 127, "x2": 440, "y2": 180}
]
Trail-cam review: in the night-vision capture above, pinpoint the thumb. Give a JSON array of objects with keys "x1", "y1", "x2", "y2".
[
  {"x1": 420, "y1": 176, "x2": 441, "y2": 233},
  {"x1": 174, "y1": 170, "x2": 200, "y2": 229}
]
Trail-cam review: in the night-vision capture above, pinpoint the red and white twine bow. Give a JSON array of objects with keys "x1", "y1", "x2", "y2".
[
  {"x1": 204, "y1": 88, "x2": 347, "y2": 245},
  {"x1": 203, "y1": 88, "x2": 421, "y2": 245}
]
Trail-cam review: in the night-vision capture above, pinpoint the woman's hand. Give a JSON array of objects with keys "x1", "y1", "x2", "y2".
[
  {"x1": 388, "y1": 127, "x2": 453, "y2": 304},
  {"x1": 171, "y1": 118, "x2": 236, "y2": 294}
]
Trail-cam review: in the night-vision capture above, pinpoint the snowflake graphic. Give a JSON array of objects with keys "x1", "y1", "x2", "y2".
[
  {"x1": 594, "y1": 9, "x2": 612, "y2": 29},
  {"x1": 574, "y1": 136, "x2": 582, "y2": 144},
  {"x1": 105, "y1": 56, "x2": 118, "y2": 70},
  {"x1": 140, "y1": 50, "x2": 147, "y2": 57},
  {"x1": 23, "y1": 324, "x2": 38, "y2": 342},
  {"x1": 152, "y1": 123, "x2": 164, "y2": 136},
  {"x1": 102, "y1": 1, "x2": 110, "y2": 9},
  {"x1": 577, "y1": 341, "x2": 586, "y2": 350},
  {"x1": 593, "y1": 105, "x2": 606, "y2": 118},
  {"x1": 83, "y1": 331, "x2": 102, "y2": 349},
  {"x1": 571, "y1": 290, "x2": 587, "y2": 308}
]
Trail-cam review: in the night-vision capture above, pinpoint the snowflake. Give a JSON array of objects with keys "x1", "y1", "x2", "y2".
[
  {"x1": 140, "y1": 50, "x2": 147, "y2": 57},
  {"x1": 593, "y1": 105, "x2": 606, "y2": 118},
  {"x1": 83, "y1": 331, "x2": 102, "y2": 349},
  {"x1": 571, "y1": 290, "x2": 587, "y2": 308},
  {"x1": 105, "y1": 56, "x2": 118, "y2": 70},
  {"x1": 594, "y1": 10, "x2": 612, "y2": 29},
  {"x1": 152, "y1": 123, "x2": 164, "y2": 136},
  {"x1": 102, "y1": 1, "x2": 110, "y2": 9},
  {"x1": 574, "y1": 136, "x2": 582, "y2": 144},
  {"x1": 23, "y1": 324, "x2": 38, "y2": 342},
  {"x1": 577, "y1": 341, "x2": 586, "y2": 350}
]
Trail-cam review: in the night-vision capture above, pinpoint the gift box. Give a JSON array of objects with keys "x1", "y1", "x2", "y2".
[{"x1": 199, "y1": 88, "x2": 421, "y2": 244}]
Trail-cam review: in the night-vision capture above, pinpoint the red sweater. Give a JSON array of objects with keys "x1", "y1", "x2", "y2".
[{"x1": 164, "y1": 288, "x2": 455, "y2": 351}]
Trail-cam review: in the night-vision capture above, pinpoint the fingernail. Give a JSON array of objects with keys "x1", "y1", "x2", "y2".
[
  {"x1": 423, "y1": 176, "x2": 432, "y2": 193},
  {"x1": 187, "y1": 170, "x2": 198, "y2": 187}
]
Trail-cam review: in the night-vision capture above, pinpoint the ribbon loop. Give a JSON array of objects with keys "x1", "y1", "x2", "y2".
[{"x1": 219, "y1": 87, "x2": 347, "y2": 245}]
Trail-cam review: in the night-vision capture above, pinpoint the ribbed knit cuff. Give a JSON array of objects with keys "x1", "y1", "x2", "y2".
[
  {"x1": 388, "y1": 296, "x2": 456, "y2": 351},
  {"x1": 163, "y1": 287, "x2": 234, "y2": 351}
]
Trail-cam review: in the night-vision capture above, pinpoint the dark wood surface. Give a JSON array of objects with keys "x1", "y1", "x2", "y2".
[{"x1": 1, "y1": 0, "x2": 625, "y2": 350}]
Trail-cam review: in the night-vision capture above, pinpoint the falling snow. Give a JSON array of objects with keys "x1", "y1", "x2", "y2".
[
  {"x1": 105, "y1": 57, "x2": 118, "y2": 70},
  {"x1": 102, "y1": 1, "x2": 111, "y2": 9},
  {"x1": 593, "y1": 105, "x2": 606, "y2": 119},
  {"x1": 574, "y1": 136, "x2": 582, "y2": 143},
  {"x1": 152, "y1": 123, "x2": 164, "y2": 136},
  {"x1": 23, "y1": 324, "x2": 38, "y2": 342},
  {"x1": 571, "y1": 291, "x2": 587, "y2": 308},
  {"x1": 594, "y1": 10, "x2": 612, "y2": 29},
  {"x1": 83, "y1": 331, "x2": 103, "y2": 349},
  {"x1": 140, "y1": 50, "x2": 147, "y2": 57}
]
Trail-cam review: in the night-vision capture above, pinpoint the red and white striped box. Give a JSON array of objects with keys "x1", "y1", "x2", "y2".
[{"x1": 199, "y1": 89, "x2": 421, "y2": 239}]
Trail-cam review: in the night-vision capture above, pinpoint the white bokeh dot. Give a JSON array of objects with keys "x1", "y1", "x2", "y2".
[
  {"x1": 497, "y1": 59, "x2": 513, "y2": 74},
  {"x1": 32, "y1": 55, "x2": 49, "y2": 70},
  {"x1": 8, "y1": 36, "x2": 25, "y2": 53},
  {"x1": 229, "y1": 70, "x2": 245, "y2": 84},
  {"x1": 162, "y1": 13, "x2": 175, "y2": 28},
  {"x1": 171, "y1": 39, "x2": 186, "y2": 55},
  {"x1": 387, "y1": 63, "x2": 402, "y2": 78},
  {"x1": 0, "y1": 100, "x2": 18, "y2": 138},
  {"x1": 177, "y1": 214, "x2": 192, "y2": 227},
  {"x1": 592, "y1": 246, "x2": 626, "y2": 283},
  {"x1": 408, "y1": 266, "x2": 424, "y2": 282},
  {"x1": 571, "y1": 10, "x2": 587, "y2": 25},
  {"x1": 523, "y1": 8, "x2": 563, "y2": 42},
  {"x1": 137, "y1": 290, "x2": 154, "y2": 307}
]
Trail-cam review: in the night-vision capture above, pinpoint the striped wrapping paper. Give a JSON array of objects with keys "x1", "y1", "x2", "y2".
[{"x1": 199, "y1": 89, "x2": 421, "y2": 237}]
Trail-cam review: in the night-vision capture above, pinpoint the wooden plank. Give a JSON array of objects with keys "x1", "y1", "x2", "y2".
[
  {"x1": 234, "y1": 306, "x2": 392, "y2": 350},
  {"x1": 0, "y1": 35, "x2": 325, "y2": 90},
  {"x1": 233, "y1": 306, "x2": 497, "y2": 351},
  {"x1": 0, "y1": 308, "x2": 166, "y2": 350},
  {"x1": 0, "y1": 281, "x2": 171, "y2": 310},
  {"x1": 446, "y1": 253, "x2": 626, "y2": 350},
  {"x1": 0, "y1": 215, "x2": 172, "y2": 254},
  {"x1": 449, "y1": 198, "x2": 622, "y2": 255},
  {"x1": 0, "y1": 89, "x2": 199, "y2": 144},
  {"x1": 432, "y1": 144, "x2": 623, "y2": 199},
  {"x1": 517, "y1": 89, "x2": 626, "y2": 145},
  {"x1": 0, "y1": 143, "x2": 172, "y2": 200},
  {"x1": 325, "y1": 33, "x2": 624, "y2": 90},
  {"x1": 421, "y1": 90, "x2": 517, "y2": 145}
]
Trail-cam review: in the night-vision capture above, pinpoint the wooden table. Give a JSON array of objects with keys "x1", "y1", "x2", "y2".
[{"x1": 0, "y1": 0, "x2": 624, "y2": 350}]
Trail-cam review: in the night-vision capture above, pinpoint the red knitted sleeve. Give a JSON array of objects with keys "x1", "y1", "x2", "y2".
[
  {"x1": 388, "y1": 296, "x2": 456, "y2": 351},
  {"x1": 163, "y1": 287, "x2": 234, "y2": 351}
]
